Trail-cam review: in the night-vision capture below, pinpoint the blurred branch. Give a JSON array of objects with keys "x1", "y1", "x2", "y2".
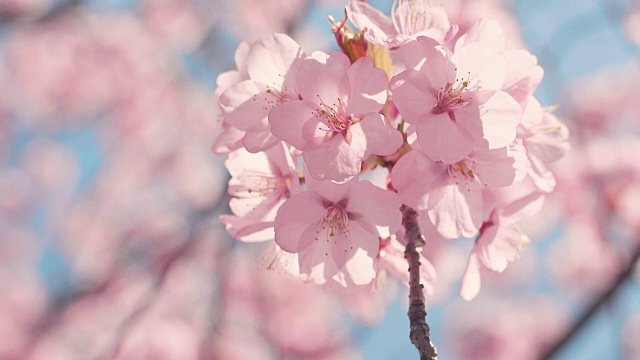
[
  {"x1": 105, "y1": 203, "x2": 227, "y2": 358},
  {"x1": 285, "y1": 0, "x2": 316, "y2": 36},
  {"x1": 39, "y1": 0, "x2": 82, "y2": 21},
  {"x1": 540, "y1": 244, "x2": 640, "y2": 360},
  {"x1": 402, "y1": 205, "x2": 438, "y2": 360},
  {"x1": 0, "y1": 0, "x2": 82, "y2": 23},
  {"x1": 26, "y1": 198, "x2": 229, "y2": 358}
]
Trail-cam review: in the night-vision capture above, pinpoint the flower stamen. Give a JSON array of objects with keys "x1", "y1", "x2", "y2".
[{"x1": 433, "y1": 73, "x2": 474, "y2": 116}]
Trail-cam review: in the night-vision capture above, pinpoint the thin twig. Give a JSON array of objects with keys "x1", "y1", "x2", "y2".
[{"x1": 402, "y1": 205, "x2": 437, "y2": 360}]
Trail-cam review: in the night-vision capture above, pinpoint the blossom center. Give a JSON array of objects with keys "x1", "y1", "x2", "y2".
[
  {"x1": 313, "y1": 97, "x2": 358, "y2": 139},
  {"x1": 447, "y1": 159, "x2": 476, "y2": 182},
  {"x1": 323, "y1": 204, "x2": 350, "y2": 238},
  {"x1": 262, "y1": 87, "x2": 295, "y2": 110},
  {"x1": 433, "y1": 79, "x2": 471, "y2": 115},
  {"x1": 391, "y1": 0, "x2": 431, "y2": 36},
  {"x1": 241, "y1": 172, "x2": 290, "y2": 197}
]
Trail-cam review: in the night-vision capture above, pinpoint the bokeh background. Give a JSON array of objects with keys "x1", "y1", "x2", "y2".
[{"x1": 1, "y1": 0, "x2": 639, "y2": 359}]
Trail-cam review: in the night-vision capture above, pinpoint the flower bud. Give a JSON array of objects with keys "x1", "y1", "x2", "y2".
[{"x1": 328, "y1": 9, "x2": 368, "y2": 63}]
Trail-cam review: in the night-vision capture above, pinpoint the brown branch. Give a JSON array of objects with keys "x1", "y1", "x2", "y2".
[
  {"x1": 540, "y1": 244, "x2": 640, "y2": 360},
  {"x1": 402, "y1": 205, "x2": 438, "y2": 360}
]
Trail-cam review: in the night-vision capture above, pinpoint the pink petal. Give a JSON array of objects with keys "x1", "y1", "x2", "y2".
[
  {"x1": 352, "y1": 113, "x2": 403, "y2": 157},
  {"x1": 390, "y1": 69, "x2": 438, "y2": 124},
  {"x1": 298, "y1": 52, "x2": 350, "y2": 106},
  {"x1": 274, "y1": 192, "x2": 326, "y2": 253},
  {"x1": 501, "y1": 192, "x2": 545, "y2": 221},
  {"x1": 233, "y1": 41, "x2": 251, "y2": 77},
  {"x1": 400, "y1": 37, "x2": 455, "y2": 88},
  {"x1": 341, "y1": 221, "x2": 378, "y2": 285},
  {"x1": 303, "y1": 133, "x2": 363, "y2": 183},
  {"x1": 452, "y1": 42, "x2": 507, "y2": 92},
  {"x1": 258, "y1": 243, "x2": 300, "y2": 276},
  {"x1": 219, "y1": 80, "x2": 269, "y2": 131},
  {"x1": 520, "y1": 97, "x2": 544, "y2": 128},
  {"x1": 346, "y1": 56, "x2": 388, "y2": 116},
  {"x1": 219, "y1": 215, "x2": 274, "y2": 242},
  {"x1": 416, "y1": 210, "x2": 448, "y2": 244},
  {"x1": 459, "y1": 253, "x2": 482, "y2": 301},
  {"x1": 525, "y1": 114, "x2": 570, "y2": 163},
  {"x1": 228, "y1": 189, "x2": 283, "y2": 219},
  {"x1": 241, "y1": 130, "x2": 279, "y2": 153},
  {"x1": 476, "y1": 221, "x2": 528, "y2": 272},
  {"x1": 503, "y1": 50, "x2": 543, "y2": 104},
  {"x1": 391, "y1": 150, "x2": 443, "y2": 210},
  {"x1": 471, "y1": 147, "x2": 516, "y2": 187},
  {"x1": 454, "y1": 105, "x2": 485, "y2": 146},
  {"x1": 298, "y1": 222, "x2": 340, "y2": 284},
  {"x1": 304, "y1": 167, "x2": 354, "y2": 203},
  {"x1": 211, "y1": 123, "x2": 243, "y2": 155},
  {"x1": 346, "y1": 0, "x2": 397, "y2": 46},
  {"x1": 528, "y1": 157, "x2": 557, "y2": 193},
  {"x1": 268, "y1": 100, "x2": 318, "y2": 150},
  {"x1": 246, "y1": 33, "x2": 304, "y2": 92},
  {"x1": 325, "y1": 219, "x2": 374, "y2": 271},
  {"x1": 391, "y1": 2, "x2": 449, "y2": 41},
  {"x1": 215, "y1": 70, "x2": 243, "y2": 99},
  {"x1": 417, "y1": 112, "x2": 474, "y2": 164},
  {"x1": 480, "y1": 90, "x2": 522, "y2": 149},
  {"x1": 268, "y1": 143, "x2": 300, "y2": 193},
  {"x1": 343, "y1": 246, "x2": 377, "y2": 286},
  {"x1": 346, "y1": 181, "x2": 402, "y2": 238},
  {"x1": 378, "y1": 238, "x2": 410, "y2": 283},
  {"x1": 427, "y1": 179, "x2": 482, "y2": 239},
  {"x1": 454, "y1": 19, "x2": 505, "y2": 53}
]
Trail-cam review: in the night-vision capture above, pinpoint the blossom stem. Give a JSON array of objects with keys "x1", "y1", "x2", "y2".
[
  {"x1": 540, "y1": 243, "x2": 640, "y2": 360},
  {"x1": 401, "y1": 205, "x2": 438, "y2": 360}
]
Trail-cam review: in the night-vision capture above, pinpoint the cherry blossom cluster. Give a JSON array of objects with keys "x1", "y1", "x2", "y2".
[{"x1": 214, "y1": 0, "x2": 569, "y2": 300}]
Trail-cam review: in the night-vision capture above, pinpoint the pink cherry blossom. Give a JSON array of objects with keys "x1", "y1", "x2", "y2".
[
  {"x1": 8, "y1": 12, "x2": 174, "y2": 126},
  {"x1": 546, "y1": 216, "x2": 621, "y2": 296},
  {"x1": 220, "y1": 142, "x2": 300, "y2": 242},
  {"x1": 391, "y1": 36, "x2": 521, "y2": 164},
  {"x1": 392, "y1": 146, "x2": 518, "y2": 239},
  {"x1": 214, "y1": 41, "x2": 251, "y2": 101},
  {"x1": 460, "y1": 192, "x2": 544, "y2": 301},
  {"x1": 220, "y1": 0, "x2": 307, "y2": 42},
  {"x1": 451, "y1": 19, "x2": 543, "y2": 108},
  {"x1": 274, "y1": 174, "x2": 402, "y2": 286},
  {"x1": 139, "y1": 0, "x2": 211, "y2": 51},
  {"x1": 453, "y1": 18, "x2": 506, "y2": 53},
  {"x1": 212, "y1": 44, "x2": 250, "y2": 155},
  {"x1": 446, "y1": 296, "x2": 567, "y2": 360},
  {"x1": 220, "y1": 252, "x2": 360, "y2": 359},
  {"x1": 346, "y1": 0, "x2": 452, "y2": 48},
  {"x1": 218, "y1": 33, "x2": 306, "y2": 152},
  {"x1": 269, "y1": 52, "x2": 402, "y2": 182},
  {"x1": 442, "y1": 0, "x2": 527, "y2": 50},
  {"x1": 502, "y1": 51, "x2": 544, "y2": 107},
  {"x1": 518, "y1": 98, "x2": 570, "y2": 193}
]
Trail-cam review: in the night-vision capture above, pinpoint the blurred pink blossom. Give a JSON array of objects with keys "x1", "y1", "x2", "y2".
[{"x1": 445, "y1": 296, "x2": 567, "y2": 360}]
